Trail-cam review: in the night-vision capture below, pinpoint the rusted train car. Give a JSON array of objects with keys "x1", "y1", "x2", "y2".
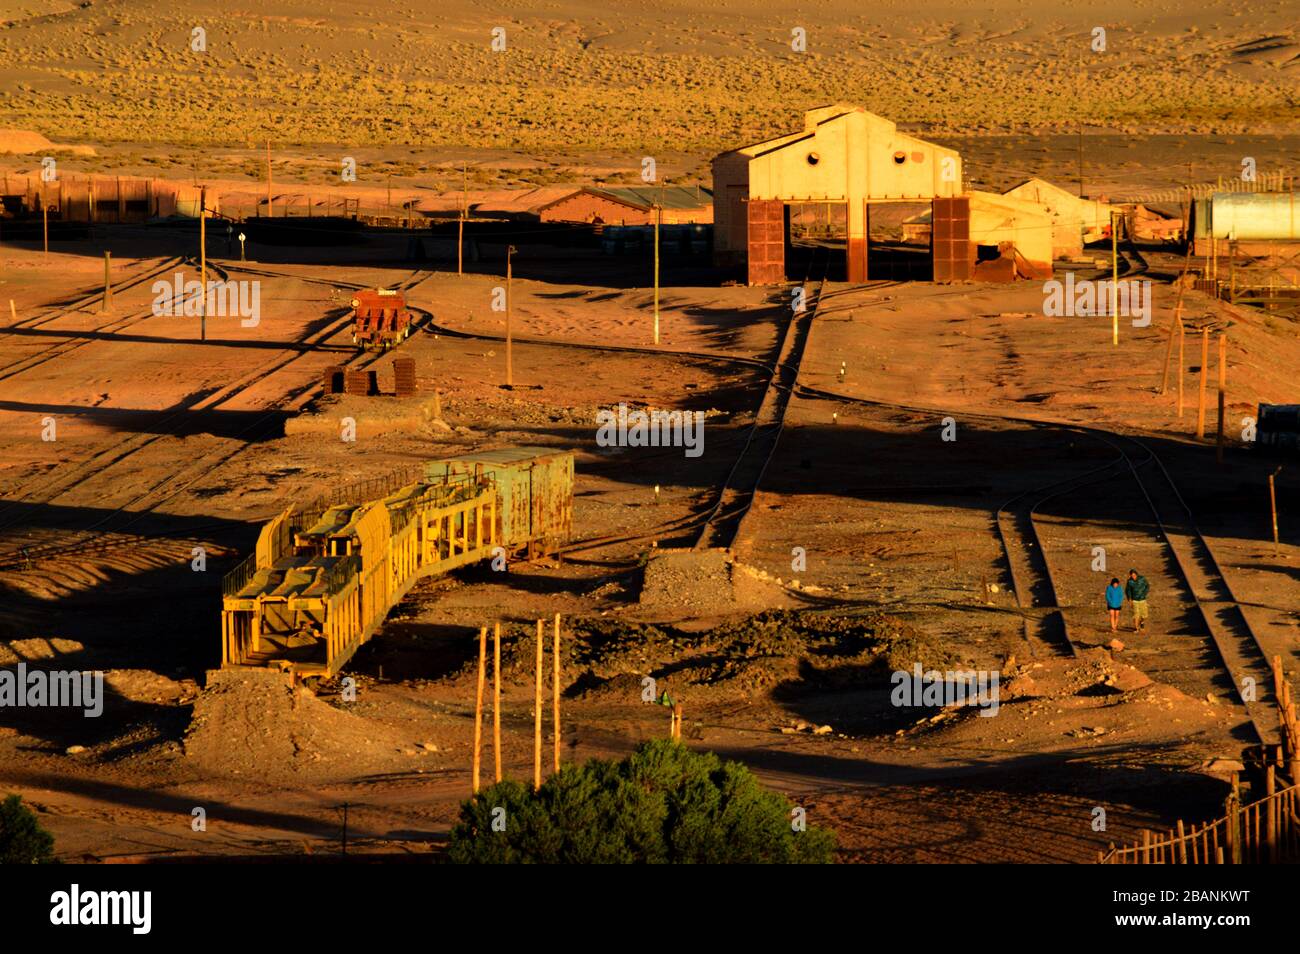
[
  {"x1": 221, "y1": 447, "x2": 573, "y2": 678},
  {"x1": 351, "y1": 289, "x2": 413, "y2": 350}
]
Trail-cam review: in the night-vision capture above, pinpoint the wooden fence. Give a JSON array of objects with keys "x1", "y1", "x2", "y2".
[
  {"x1": 1114, "y1": 171, "x2": 1297, "y2": 206},
  {"x1": 1099, "y1": 656, "x2": 1300, "y2": 863},
  {"x1": 1099, "y1": 767, "x2": 1297, "y2": 863}
]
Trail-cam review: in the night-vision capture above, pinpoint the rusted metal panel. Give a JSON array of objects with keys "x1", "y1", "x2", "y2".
[
  {"x1": 932, "y1": 196, "x2": 973, "y2": 282},
  {"x1": 323, "y1": 364, "x2": 345, "y2": 394},
  {"x1": 392, "y1": 357, "x2": 417, "y2": 397},
  {"x1": 222, "y1": 450, "x2": 574, "y2": 675},
  {"x1": 747, "y1": 198, "x2": 785, "y2": 285},
  {"x1": 343, "y1": 369, "x2": 371, "y2": 396},
  {"x1": 425, "y1": 447, "x2": 574, "y2": 551}
]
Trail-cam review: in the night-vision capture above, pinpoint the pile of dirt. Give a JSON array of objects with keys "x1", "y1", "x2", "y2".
[
  {"x1": 638, "y1": 548, "x2": 790, "y2": 614},
  {"x1": 1001, "y1": 647, "x2": 1154, "y2": 701},
  {"x1": 550, "y1": 611, "x2": 955, "y2": 699},
  {"x1": 899, "y1": 649, "x2": 1240, "y2": 755},
  {"x1": 183, "y1": 669, "x2": 414, "y2": 779},
  {"x1": 0, "y1": 129, "x2": 95, "y2": 155}
]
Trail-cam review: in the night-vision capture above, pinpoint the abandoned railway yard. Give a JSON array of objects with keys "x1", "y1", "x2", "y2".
[
  {"x1": 2, "y1": 221, "x2": 1297, "y2": 869},
  {"x1": 1, "y1": 2, "x2": 1300, "y2": 911}
]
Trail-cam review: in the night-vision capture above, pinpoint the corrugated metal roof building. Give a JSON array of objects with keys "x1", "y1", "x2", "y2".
[{"x1": 537, "y1": 186, "x2": 712, "y2": 225}]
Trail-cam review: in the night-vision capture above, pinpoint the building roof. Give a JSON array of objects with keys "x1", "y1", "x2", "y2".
[
  {"x1": 562, "y1": 185, "x2": 711, "y2": 212},
  {"x1": 412, "y1": 184, "x2": 710, "y2": 218}
]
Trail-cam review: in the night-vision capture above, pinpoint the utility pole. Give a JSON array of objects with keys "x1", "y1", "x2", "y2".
[
  {"x1": 506, "y1": 245, "x2": 516, "y2": 387},
  {"x1": 101, "y1": 250, "x2": 111, "y2": 312},
  {"x1": 1270, "y1": 467, "x2": 1283, "y2": 556},
  {"x1": 493, "y1": 623, "x2": 501, "y2": 784},
  {"x1": 653, "y1": 204, "x2": 661, "y2": 346},
  {"x1": 199, "y1": 186, "x2": 207, "y2": 342},
  {"x1": 1077, "y1": 125, "x2": 1085, "y2": 198},
  {"x1": 1196, "y1": 328, "x2": 1209, "y2": 439},
  {"x1": 533, "y1": 619, "x2": 543, "y2": 792},
  {"x1": 1216, "y1": 333, "x2": 1227, "y2": 464},
  {"x1": 1110, "y1": 211, "x2": 1119, "y2": 345}
]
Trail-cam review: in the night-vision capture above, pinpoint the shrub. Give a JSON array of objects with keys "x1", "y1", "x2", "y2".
[
  {"x1": 448, "y1": 739, "x2": 834, "y2": 864},
  {"x1": 0, "y1": 794, "x2": 56, "y2": 864}
]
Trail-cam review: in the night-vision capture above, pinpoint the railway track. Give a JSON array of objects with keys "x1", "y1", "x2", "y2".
[
  {"x1": 0, "y1": 255, "x2": 190, "y2": 382},
  {"x1": 694, "y1": 244, "x2": 831, "y2": 551},
  {"x1": 391, "y1": 267, "x2": 1276, "y2": 746},
  {"x1": 793, "y1": 380, "x2": 1282, "y2": 747},
  {"x1": 8, "y1": 254, "x2": 1275, "y2": 750},
  {"x1": 0, "y1": 264, "x2": 435, "y2": 569},
  {"x1": 994, "y1": 445, "x2": 1124, "y2": 659},
  {"x1": 0, "y1": 254, "x2": 185, "y2": 340}
]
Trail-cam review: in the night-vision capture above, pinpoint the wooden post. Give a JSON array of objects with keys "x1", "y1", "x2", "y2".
[
  {"x1": 266, "y1": 140, "x2": 273, "y2": 218},
  {"x1": 1226, "y1": 788, "x2": 1240, "y2": 863},
  {"x1": 1161, "y1": 244, "x2": 1192, "y2": 394},
  {"x1": 1176, "y1": 819, "x2": 1187, "y2": 863},
  {"x1": 1215, "y1": 330, "x2": 1226, "y2": 462},
  {"x1": 457, "y1": 211, "x2": 464, "y2": 276},
  {"x1": 101, "y1": 251, "x2": 112, "y2": 312},
  {"x1": 1177, "y1": 322, "x2": 1185, "y2": 417},
  {"x1": 472, "y1": 625, "x2": 486, "y2": 794},
  {"x1": 493, "y1": 622, "x2": 501, "y2": 783},
  {"x1": 505, "y1": 245, "x2": 515, "y2": 388},
  {"x1": 1141, "y1": 829, "x2": 1150, "y2": 863},
  {"x1": 1266, "y1": 765, "x2": 1276, "y2": 862},
  {"x1": 9, "y1": 299, "x2": 16, "y2": 323},
  {"x1": 1111, "y1": 212, "x2": 1119, "y2": 346},
  {"x1": 1196, "y1": 329, "x2": 1208, "y2": 438},
  {"x1": 199, "y1": 185, "x2": 207, "y2": 341},
  {"x1": 1160, "y1": 310, "x2": 1182, "y2": 396},
  {"x1": 1217, "y1": 391, "x2": 1226, "y2": 464},
  {"x1": 533, "y1": 619, "x2": 543, "y2": 790},
  {"x1": 42, "y1": 198, "x2": 48, "y2": 258},
  {"x1": 1270, "y1": 470, "x2": 1281, "y2": 556},
  {"x1": 552, "y1": 613, "x2": 561, "y2": 773},
  {"x1": 653, "y1": 204, "x2": 661, "y2": 345}
]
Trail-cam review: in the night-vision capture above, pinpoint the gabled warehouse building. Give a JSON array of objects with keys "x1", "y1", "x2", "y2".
[{"x1": 712, "y1": 104, "x2": 964, "y2": 284}]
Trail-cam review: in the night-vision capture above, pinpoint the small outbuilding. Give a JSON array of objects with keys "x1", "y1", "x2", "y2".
[{"x1": 538, "y1": 186, "x2": 712, "y2": 225}]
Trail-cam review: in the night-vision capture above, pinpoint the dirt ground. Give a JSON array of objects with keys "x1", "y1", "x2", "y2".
[
  {"x1": 0, "y1": 0, "x2": 1297, "y2": 861},
  {"x1": 1, "y1": 189, "x2": 1297, "y2": 862}
]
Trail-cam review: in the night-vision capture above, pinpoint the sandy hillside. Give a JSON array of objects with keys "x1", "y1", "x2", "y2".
[{"x1": 0, "y1": 0, "x2": 1295, "y2": 153}]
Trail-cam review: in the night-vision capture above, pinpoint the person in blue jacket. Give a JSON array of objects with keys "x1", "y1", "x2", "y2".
[{"x1": 1105, "y1": 577, "x2": 1124, "y2": 632}]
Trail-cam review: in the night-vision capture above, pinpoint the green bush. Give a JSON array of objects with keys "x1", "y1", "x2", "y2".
[
  {"x1": 0, "y1": 795, "x2": 56, "y2": 865},
  {"x1": 449, "y1": 739, "x2": 834, "y2": 864}
]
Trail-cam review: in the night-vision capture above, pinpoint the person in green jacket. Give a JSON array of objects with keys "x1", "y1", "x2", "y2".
[{"x1": 1125, "y1": 569, "x2": 1150, "y2": 633}]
